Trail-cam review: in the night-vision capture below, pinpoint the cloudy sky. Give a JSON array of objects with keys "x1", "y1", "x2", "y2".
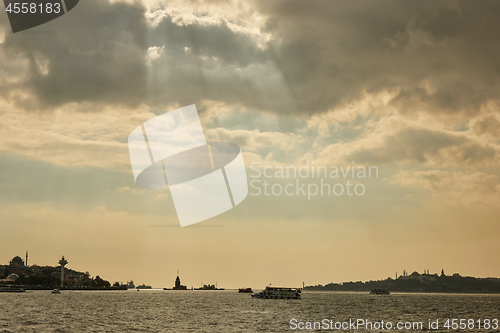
[{"x1": 1, "y1": 0, "x2": 499, "y2": 288}]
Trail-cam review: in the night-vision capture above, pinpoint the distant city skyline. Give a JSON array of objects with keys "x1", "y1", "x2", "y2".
[{"x1": 1, "y1": 253, "x2": 497, "y2": 289}]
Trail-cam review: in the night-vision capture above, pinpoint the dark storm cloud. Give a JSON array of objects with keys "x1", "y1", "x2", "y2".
[
  {"x1": 0, "y1": 0, "x2": 273, "y2": 110},
  {"x1": 255, "y1": 0, "x2": 500, "y2": 115},
  {"x1": 142, "y1": 16, "x2": 273, "y2": 110},
  {"x1": 1, "y1": 0, "x2": 148, "y2": 108},
  {"x1": 1, "y1": 0, "x2": 500, "y2": 115}
]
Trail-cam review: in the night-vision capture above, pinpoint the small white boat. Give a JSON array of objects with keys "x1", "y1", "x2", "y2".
[
  {"x1": 252, "y1": 286, "x2": 301, "y2": 299},
  {"x1": 51, "y1": 289, "x2": 61, "y2": 294}
]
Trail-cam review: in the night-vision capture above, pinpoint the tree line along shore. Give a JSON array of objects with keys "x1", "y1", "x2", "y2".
[{"x1": 305, "y1": 270, "x2": 500, "y2": 293}]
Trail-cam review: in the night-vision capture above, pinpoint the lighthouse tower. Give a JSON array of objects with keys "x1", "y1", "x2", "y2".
[{"x1": 59, "y1": 256, "x2": 68, "y2": 288}]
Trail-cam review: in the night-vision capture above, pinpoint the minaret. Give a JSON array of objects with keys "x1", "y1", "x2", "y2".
[
  {"x1": 59, "y1": 256, "x2": 68, "y2": 288},
  {"x1": 26, "y1": 251, "x2": 28, "y2": 267}
]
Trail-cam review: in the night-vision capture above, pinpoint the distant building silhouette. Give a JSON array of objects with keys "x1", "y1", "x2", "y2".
[
  {"x1": 1, "y1": 254, "x2": 106, "y2": 288},
  {"x1": 59, "y1": 256, "x2": 68, "y2": 288},
  {"x1": 6, "y1": 256, "x2": 25, "y2": 276},
  {"x1": 305, "y1": 271, "x2": 500, "y2": 293},
  {"x1": 9, "y1": 256, "x2": 24, "y2": 268},
  {"x1": 173, "y1": 270, "x2": 187, "y2": 290}
]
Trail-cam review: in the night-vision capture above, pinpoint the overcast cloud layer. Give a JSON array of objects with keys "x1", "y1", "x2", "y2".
[
  {"x1": 0, "y1": 0, "x2": 499, "y2": 193},
  {"x1": 0, "y1": 0, "x2": 499, "y2": 115}
]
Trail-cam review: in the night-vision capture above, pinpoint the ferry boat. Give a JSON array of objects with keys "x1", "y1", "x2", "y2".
[
  {"x1": 136, "y1": 284, "x2": 152, "y2": 289},
  {"x1": 238, "y1": 288, "x2": 253, "y2": 293},
  {"x1": 127, "y1": 281, "x2": 135, "y2": 289},
  {"x1": 195, "y1": 284, "x2": 225, "y2": 290},
  {"x1": 252, "y1": 286, "x2": 301, "y2": 299},
  {"x1": 0, "y1": 286, "x2": 26, "y2": 293},
  {"x1": 369, "y1": 289, "x2": 390, "y2": 295}
]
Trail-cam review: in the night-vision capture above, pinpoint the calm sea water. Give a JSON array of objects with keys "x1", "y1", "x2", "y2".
[{"x1": 0, "y1": 290, "x2": 499, "y2": 332}]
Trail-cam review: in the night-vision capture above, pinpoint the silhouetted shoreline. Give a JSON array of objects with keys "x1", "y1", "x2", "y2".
[
  {"x1": 305, "y1": 271, "x2": 500, "y2": 293},
  {"x1": 1, "y1": 255, "x2": 120, "y2": 290},
  {"x1": 20, "y1": 286, "x2": 128, "y2": 291}
]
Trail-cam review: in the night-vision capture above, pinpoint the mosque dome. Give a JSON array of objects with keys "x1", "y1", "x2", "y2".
[{"x1": 9, "y1": 256, "x2": 24, "y2": 267}]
